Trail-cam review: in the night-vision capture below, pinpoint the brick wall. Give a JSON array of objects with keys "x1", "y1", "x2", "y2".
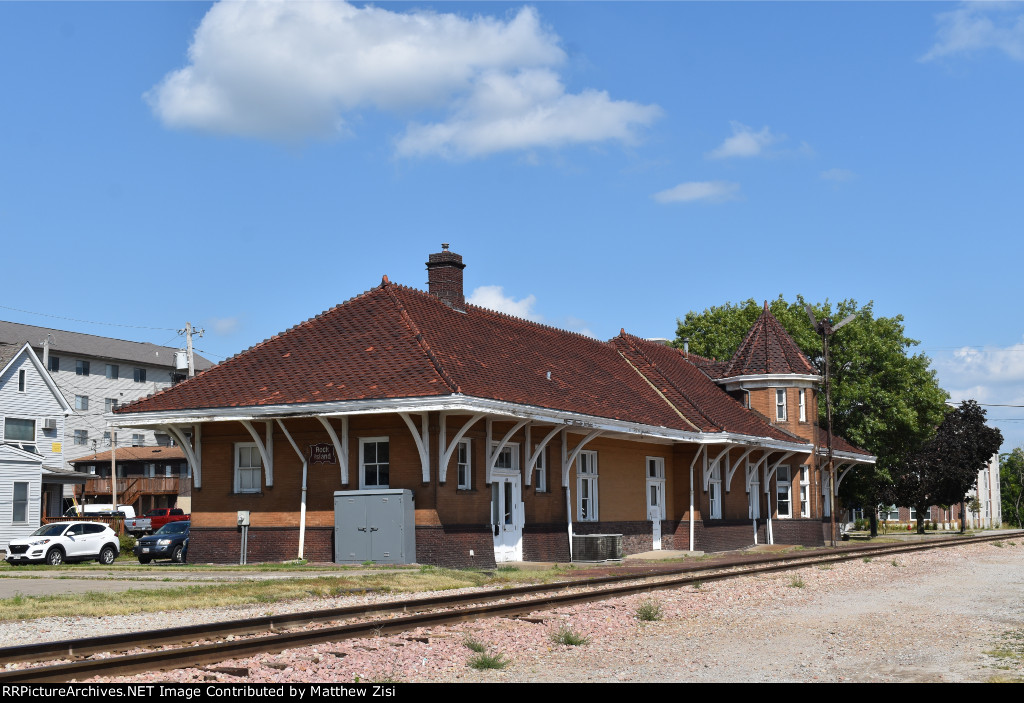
[
  {"x1": 523, "y1": 524, "x2": 570, "y2": 562},
  {"x1": 188, "y1": 526, "x2": 333, "y2": 564},
  {"x1": 772, "y1": 519, "x2": 826, "y2": 548},
  {"x1": 415, "y1": 525, "x2": 495, "y2": 569},
  {"x1": 572, "y1": 520, "x2": 683, "y2": 555}
]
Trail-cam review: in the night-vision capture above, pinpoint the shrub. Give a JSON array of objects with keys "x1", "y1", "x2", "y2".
[
  {"x1": 789, "y1": 575, "x2": 805, "y2": 588},
  {"x1": 550, "y1": 624, "x2": 589, "y2": 646},
  {"x1": 636, "y1": 599, "x2": 663, "y2": 621},
  {"x1": 468, "y1": 652, "x2": 510, "y2": 670},
  {"x1": 118, "y1": 533, "x2": 136, "y2": 554}
]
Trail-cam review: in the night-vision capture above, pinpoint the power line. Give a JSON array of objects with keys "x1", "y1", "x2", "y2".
[{"x1": 0, "y1": 305, "x2": 177, "y2": 332}]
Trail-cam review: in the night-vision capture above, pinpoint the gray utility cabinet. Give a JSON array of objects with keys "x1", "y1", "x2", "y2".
[{"x1": 333, "y1": 489, "x2": 416, "y2": 564}]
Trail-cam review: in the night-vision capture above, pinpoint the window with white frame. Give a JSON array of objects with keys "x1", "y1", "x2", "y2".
[
  {"x1": 105, "y1": 398, "x2": 119, "y2": 413},
  {"x1": 235, "y1": 444, "x2": 262, "y2": 493},
  {"x1": 12, "y1": 482, "x2": 28, "y2": 523},
  {"x1": 708, "y1": 460, "x2": 722, "y2": 519},
  {"x1": 75, "y1": 395, "x2": 89, "y2": 411},
  {"x1": 74, "y1": 429, "x2": 88, "y2": 445},
  {"x1": 144, "y1": 463, "x2": 156, "y2": 478},
  {"x1": 799, "y1": 389, "x2": 807, "y2": 422},
  {"x1": 577, "y1": 450, "x2": 598, "y2": 521},
  {"x1": 776, "y1": 465, "x2": 792, "y2": 518},
  {"x1": 18, "y1": 369, "x2": 26, "y2": 393},
  {"x1": 457, "y1": 439, "x2": 472, "y2": 490},
  {"x1": 105, "y1": 364, "x2": 119, "y2": 380},
  {"x1": 776, "y1": 389, "x2": 787, "y2": 421},
  {"x1": 103, "y1": 431, "x2": 112, "y2": 446},
  {"x1": 132, "y1": 433, "x2": 144, "y2": 447},
  {"x1": 534, "y1": 445, "x2": 547, "y2": 492},
  {"x1": 4, "y1": 418, "x2": 35, "y2": 451},
  {"x1": 360, "y1": 437, "x2": 390, "y2": 488},
  {"x1": 491, "y1": 442, "x2": 519, "y2": 472},
  {"x1": 800, "y1": 465, "x2": 810, "y2": 517}
]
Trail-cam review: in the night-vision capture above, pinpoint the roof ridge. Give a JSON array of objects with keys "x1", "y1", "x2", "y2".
[
  {"x1": 386, "y1": 280, "x2": 608, "y2": 345},
  {"x1": 618, "y1": 332, "x2": 722, "y2": 432},
  {"x1": 382, "y1": 280, "x2": 461, "y2": 394}
]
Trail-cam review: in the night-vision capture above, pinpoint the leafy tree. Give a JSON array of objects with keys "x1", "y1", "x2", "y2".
[
  {"x1": 675, "y1": 296, "x2": 949, "y2": 535},
  {"x1": 1001, "y1": 448, "x2": 1024, "y2": 529},
  {"x1": 893, "y1": 400, "x2": 1002, "y2": 533}
]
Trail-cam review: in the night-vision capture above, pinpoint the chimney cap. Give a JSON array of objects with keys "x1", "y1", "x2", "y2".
[{"x1": 441, "y1": 242, "x2": 450, "y2": 251}]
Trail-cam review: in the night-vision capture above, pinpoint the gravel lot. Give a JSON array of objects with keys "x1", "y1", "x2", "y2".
[{"x1": 8, "y1": 539, "x2": 1024, "y2": 683}]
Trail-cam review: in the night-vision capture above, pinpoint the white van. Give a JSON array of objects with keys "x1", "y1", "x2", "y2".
[{"x1": 64, "y1": 504, "x2": 137, "y2": 519}]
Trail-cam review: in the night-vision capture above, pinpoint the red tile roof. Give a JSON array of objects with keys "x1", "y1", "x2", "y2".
[
  {"x1": 816, "y1": 428, "x2": 874, "y2": 458},
  {"x1": 712, "y1": 302, "x2": 817, "y2": 378},
  {"x1": 115, "y1": 281, "x2": 824, "y2": 445}
]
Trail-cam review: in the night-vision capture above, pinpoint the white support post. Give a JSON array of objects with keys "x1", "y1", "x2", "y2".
[
  {"x1": 487, "y1": 419, "x2": 530, "y2": 484},
  {"x1": 240, "y1": 420, "x2": 274, "y2": 488},
  {"x1": 163, "y1": 424, "x2": 202, "y2": 488},
  {"x1": 526, "y1": 424, "x2": 565, "y2": 486},
  {"x1": 438, "y1": 412, "x2": 484, "y2": 484},
  {"x1": 317, "y1": 416, "x2": 349, "y2": 486},
  {"x1": 399, "y1": 412, "x2": 431, "y2": 483},
  {"x1": 688, "y1": 445, "x2": 706, "y2": 552},
  {"x1": 276, "y1": 420, "x2": 308, "y2": 561},
  {"x1": 763, "y1": 451, "x2": 793, "y2": 546}
]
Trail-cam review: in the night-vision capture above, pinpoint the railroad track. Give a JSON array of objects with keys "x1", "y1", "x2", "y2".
[{"x1": 2, "y1": 531, "x2": 1018, "y2": 682}]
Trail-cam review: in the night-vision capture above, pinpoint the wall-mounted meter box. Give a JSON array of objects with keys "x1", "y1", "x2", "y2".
[{"x1": 237, "y1": 510, "x2": 250, "y2": 526}]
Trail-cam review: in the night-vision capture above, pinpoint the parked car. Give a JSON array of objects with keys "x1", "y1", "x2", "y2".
[
  {"x1": 134, "y1": 521, "x2": 190, "y2": 564},
  {"x1": 125, "y1": 508, "x2": 189, "y2": 536},
  {"x1": 5, "y1": 521, "x2": 120, "y2": 566}
]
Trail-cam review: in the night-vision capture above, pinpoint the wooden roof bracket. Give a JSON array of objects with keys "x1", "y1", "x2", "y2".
[{"x1": 240, "y1": 420, "x2": 273, "y2": 488}]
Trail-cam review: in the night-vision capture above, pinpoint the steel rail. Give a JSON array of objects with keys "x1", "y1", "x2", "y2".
[{"x1": 1, "y1": 531, "x2": 1017, "y2": 682}]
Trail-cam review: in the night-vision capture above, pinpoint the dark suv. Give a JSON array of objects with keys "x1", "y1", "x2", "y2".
[{"x1": 134, "y1": 521, "x2": 190, "y2": 564}]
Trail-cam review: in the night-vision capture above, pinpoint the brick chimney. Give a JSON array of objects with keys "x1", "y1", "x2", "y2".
[{"x1": 426, "y1": 243, "x2": 466, "y2": 308}]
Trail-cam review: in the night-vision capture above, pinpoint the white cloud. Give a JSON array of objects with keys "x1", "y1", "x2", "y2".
[
  {"x1": 933, "y1": 339, "x2": 1024, "y2": 450},
  {"x1": 652, "y1": 181, "x2": 741, "y2": 204},
  {"x1": 467, "y1": 285, "x2": 542, "y2": 321},
  {"x1": 922, "y1": 3, "x2": 1024, "y2": 62},
  {"x1": 396, "y1": 69, "x2": 662, "y2": 158},
  {"x1": 208, "y1": 316, "x2": 240, "y2": 335},
  {"x1": 820, "y1": 168, "x2": 856, "y2": 182},
  {"x1": 707, "y1": 121, "x2": 785, "y2": 159},
  {"x1": 147, "y1": 1, "x2": 659, "y2": 156}
]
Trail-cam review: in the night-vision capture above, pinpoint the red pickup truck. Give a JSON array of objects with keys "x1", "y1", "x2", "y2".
[{"x1": 125, "y1": 508, "x2": 190, "y2": 536}]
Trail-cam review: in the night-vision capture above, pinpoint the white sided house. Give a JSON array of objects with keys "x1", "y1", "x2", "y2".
[{"x1": 0, "y1": 342, "x2": 86, "y2": 547}]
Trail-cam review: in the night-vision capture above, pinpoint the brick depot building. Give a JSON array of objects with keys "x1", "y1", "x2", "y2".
[{"x1": 113, "y1": 246, "x2": 873, "y2": 566}]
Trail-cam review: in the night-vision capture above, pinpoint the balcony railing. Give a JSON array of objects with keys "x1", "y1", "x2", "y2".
[{"x1": 82, "y1": 476, "x2": 188, "y2": 497}]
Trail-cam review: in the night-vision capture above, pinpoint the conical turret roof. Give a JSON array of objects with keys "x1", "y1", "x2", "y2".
[{"x1": 719, "y1": 302, "x2": 817, "y2": 378}]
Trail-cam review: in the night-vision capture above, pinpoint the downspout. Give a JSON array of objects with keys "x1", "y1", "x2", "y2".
[
  {"x1": 563, "y1": 429, "x2": 572, "y2": 561},
  {"x1": 765, "y1": 461, "x2": 774, "y2": 546},
  {"x1": 276, "y1": 420, "x2": 308, "y2": 561},
  {"x1": 688, "y1": 445, "x2": 705, "y2": 552}
]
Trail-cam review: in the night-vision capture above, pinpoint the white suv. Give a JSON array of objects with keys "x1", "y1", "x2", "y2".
[{"x1": 5, "y1": 521, "x2": 120, "y2": 566}]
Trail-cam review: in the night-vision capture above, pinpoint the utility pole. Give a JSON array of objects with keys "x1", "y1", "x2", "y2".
[
  {"x1": 111, "y1": 433, "x2": 118, "y2": 512},
  {"x1": 178, "y1": 322, "x2": 205, "y2": 377},
  {"x1": 41, "y1": 333, "x2": 54, "y2": 367},
  {"x1": 806, "y1": 306, "x2": 856, "y2": 548}
]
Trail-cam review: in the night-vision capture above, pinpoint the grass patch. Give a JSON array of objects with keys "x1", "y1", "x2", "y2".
[
  {"x1": 817, "y1": 564, "x2": 833, "y2": 571},
  {"x1": 891, "y1": 559, "x2": 901, "y2": 567},
  {"x1": 496, "y1": 565, "x2": 520, "y2": 573},
  {"x1": 468, "y1": 652, "x2": 510, "y2": 670},
  {"x1": 692, "y1": 580, "x2": 703, "y2": 590},
  {"x1": 464, "y1": 637, "x2": 487, "y2": 653},
  {"x1": 789, "y1": 575, "x2": 805, "y2": 588},
  {"x1": 550, "y1": 624, "x2": 589, "y2": 646},
  {"x1": 863, "y1": 557, "x2": 873, "y2": 563},
  {"x1": 992, "y1": 541, "x2": 1005, "y2": 548},
  {"x1": 636, "y1": 599, "x2": 663, "y2": 622}
]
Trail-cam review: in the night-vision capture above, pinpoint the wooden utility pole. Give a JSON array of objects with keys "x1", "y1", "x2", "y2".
[
  {"x1": 179, "y1": 322, "x2": 205, "y2": 377},
  {"x1": 111, "y1": 433, "x2": 117, "y2": 511}
]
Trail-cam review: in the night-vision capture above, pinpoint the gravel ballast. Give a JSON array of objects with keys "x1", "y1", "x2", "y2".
[{"x1": 6, "y1": 539, "x2": 1023, "y2": 683}]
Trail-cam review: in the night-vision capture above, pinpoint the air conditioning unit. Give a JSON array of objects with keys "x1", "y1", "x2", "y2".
[
  {"x1": 43, "y1": 418, "x2": 58, "y2": 430},
  {"x1": 572, "y1": 533, "x2": 624, "y2": 562}
]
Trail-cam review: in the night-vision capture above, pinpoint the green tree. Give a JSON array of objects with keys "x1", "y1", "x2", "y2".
[
  {"x1": 675, "y1": 296, "x2": 949, "y2": 535},
  {"x1": 1000, "y1": 447, "x2": 1024, "y2": 529}
]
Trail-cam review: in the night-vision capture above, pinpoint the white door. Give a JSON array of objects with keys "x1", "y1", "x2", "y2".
[
  {"x1": 646, "y1": 479, "x2": 665, "y2": 550},
  {"x1": 491, "y1": 474, "x2": 523, "y2": 563}
]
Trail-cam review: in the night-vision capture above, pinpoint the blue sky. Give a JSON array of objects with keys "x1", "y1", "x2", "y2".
[{"x1": 2, "y1": 1, "x2": 1023, "y2": 449}]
